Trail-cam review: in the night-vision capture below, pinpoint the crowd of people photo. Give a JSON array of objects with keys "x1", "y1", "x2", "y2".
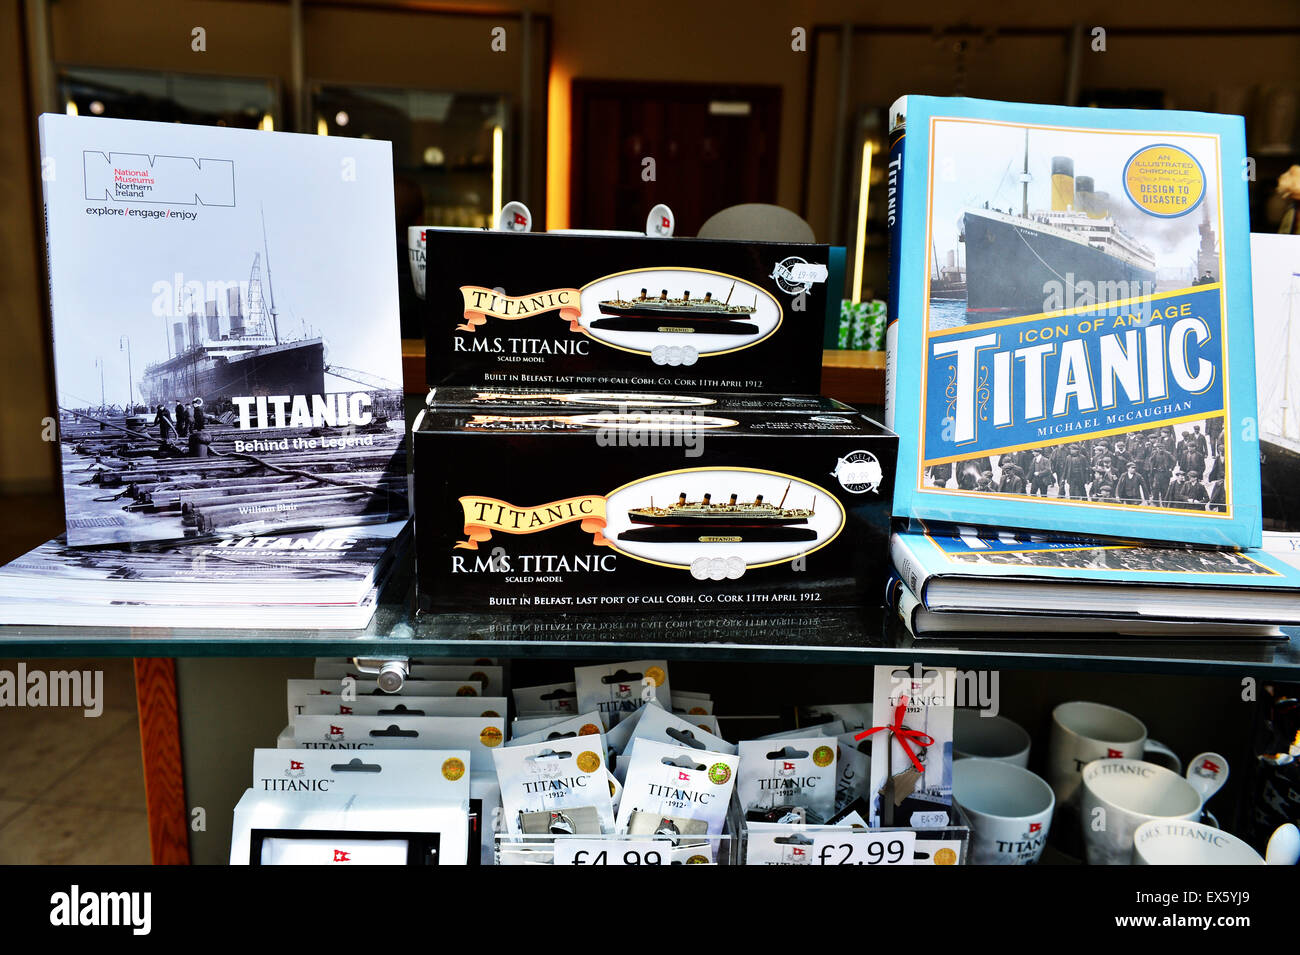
[{"x1": 927, "y1": 419, "x2": 1227, "y2": 511}]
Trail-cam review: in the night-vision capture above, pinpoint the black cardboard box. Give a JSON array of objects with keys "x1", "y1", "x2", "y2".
[
  {"x1": 413, "y1": 405, "x2": 897, "y2": 613},
  {"x1": 423, "y1": 231, "x2": 832, "y2": 393}
]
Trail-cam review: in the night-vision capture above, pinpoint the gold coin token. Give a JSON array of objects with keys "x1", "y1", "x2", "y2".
[
  {"x1": 933, "y1": 847, "x2": 958, "y2": 866},
  {"x1": 480, "y1": 726, "x2": 503, "y2": 747},
  {"x1": 441, "y1": 757, "x2": 466, "y2": 781},
  {"x1": 576, "y1": 750, "x2": 601, "y2": 773},
  {"x1": 644, "y1": 666, "x2": 666, "y2": 687}
]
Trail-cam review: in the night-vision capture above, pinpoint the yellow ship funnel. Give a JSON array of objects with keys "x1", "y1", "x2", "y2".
[{"x1": 1051, "y1": 156, "x2": 1075, "y2": 211}]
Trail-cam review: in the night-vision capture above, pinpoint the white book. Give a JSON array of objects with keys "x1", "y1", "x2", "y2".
[{"x1": 38, "y1": 114, "x2": 407, "y2": 546}]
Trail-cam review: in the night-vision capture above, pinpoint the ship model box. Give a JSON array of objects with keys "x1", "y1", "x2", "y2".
[
  {"x1": 411, "y1": 407, "x2": 897, "y2": 613},
  {"x1": 885, "y1": 96, "x2": 1261, "y2": 548},
  {"x1": 423, "y1": 231, "x2": 833, "y2": 393},
  {"x1": 38, "y1": 114, "x2": 408, "y2": 546}
]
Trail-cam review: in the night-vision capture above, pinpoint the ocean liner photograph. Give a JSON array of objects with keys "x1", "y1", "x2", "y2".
[
  {"x1": 616, "y1": 483, "x2": 818, "y2": 543},
  {"x1": 41, "y1": 114, "x2": 408, "y2": 546},
  {"x1": 927, "y1": 121, "x2": 1219, "y2": 325},
  {"x1": 591, "y1": 285, "x2": 760, "y2": 335}
]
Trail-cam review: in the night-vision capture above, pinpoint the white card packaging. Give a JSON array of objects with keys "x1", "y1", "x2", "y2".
[
  {"x1": 511, "y1": 714, "x2": 573, "y2": 736},
  {"x1": 513, "y1": 682, "x2": 579, "y2": 716},
  {"x1": 736, "y1": 737, "x2": 837, "y2": 824},
  {"x1": 630, "y1": 702, "x2": 737, "y2": 756},
  {"x1": 300, "y1": 696, "x2": 506, "y2": 719},
  {"x1": 615, "y1": 739, "x2": 738, "y2": 837},
  {"x1": 231, "y1": 749, "x2": 470, "y2": 865},
  {"x1": 505, "y1": 711, "x2": 608, "y2": 755},
  {"x1": 574, "y1": 660, "x2": 670, "y2": 727},
  {"x1": 866, "y1": 665, "x2": 955, "y2": 827},
  {"x1": 760, "y1": 720, "x2": 844, "y2": 741},
  {"x1": 281, "y1": 714, "x2": 504, "y2": 774},
  {"x1": 605, "y1": 700, "x2": 655, "y2": 754},
  {"x1": 835, "y1": 732, "x2": 872, "y2": 811},
  {"x1": 286, "y1": 679, "x2": 482, "y2": 722},
  {"x1": 493, "y1": 737, "x2": 616, "y2": 835}
]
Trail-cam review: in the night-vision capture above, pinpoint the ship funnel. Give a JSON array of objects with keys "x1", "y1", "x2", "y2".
[
  {"x1": 660, "y1": 289, "x2": 668, "y2": 300},
  {"x1": 639, "y1": 288, "x2": 647, "y2": 300},
  {"x1": 755, "y1": 494, "x2": 764, "y2": 504},
  {"x1": 172, "y1": 322, "x2": 185, "y2": 356},
  {"x1": 702, "y1": 493, "x2": 711, "y2": 504},
  {"x1": 678, "y1": 492, "x2": 687, "y2": 504},
  {"x1": 226, "y1": 286, "x2": 244, "y2": 338},
  {"x1": 729, "y1": 493, "x2": 738, "y2": 505},
  {"x1": 1075, "y1": 175, "x2": 1105, "y2": 219},
  {"x1": 205, "y1": 298, "x2": 220, "y2": 340},
  {"x1": 187, "y1": 313, "x2": 201, "y2": 348},
  {"x1": 683, "y1": 290, "x2": 690, "y2": 301},
  {"x1": 1051, "y1": 156, "x2": 1075, "y2": 212}
]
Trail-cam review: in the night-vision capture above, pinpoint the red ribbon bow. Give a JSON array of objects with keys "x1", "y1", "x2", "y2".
[{"x1": 854, "y1": 696, "x2": 934, "y2": 775}]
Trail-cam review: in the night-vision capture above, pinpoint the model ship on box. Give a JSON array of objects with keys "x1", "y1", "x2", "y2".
[
  {"x1": 618, "y1": 484, "x2": 818, "y2": 543},
  {"x1": 592, "y1": 285, "x2": 759, "y2": 336}
]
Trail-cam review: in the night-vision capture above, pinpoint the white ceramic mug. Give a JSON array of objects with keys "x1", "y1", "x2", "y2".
[
  {"x1": 954, "y1": 710, "x2": 1031, "y2": 768},
  {"x1": 1134, "y1": 819, "x2": 1264, "y2": 865},
  {"x1": 406, "y1": 225, "x2": 427, "y2": 299},
  {"x1": 953, "y1": 759, "x2": 1054, "y2": 865},
  {"x1": 1079, "y1": 759, "x2": 1202, "y2": 865},
  {"x1": 407, "y1": 225, "x2": 487, "y2": 300},
  {"x1": 1049, "y1": 701, "x2": 1180, "y2": 806}
]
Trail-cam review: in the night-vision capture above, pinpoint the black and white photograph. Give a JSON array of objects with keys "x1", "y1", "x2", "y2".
[{"x1": 42, "y1": 115, "x2": 408, "y2": 545}]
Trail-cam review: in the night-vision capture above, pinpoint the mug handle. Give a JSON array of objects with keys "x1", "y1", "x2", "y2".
[
  {"x1": 1143, "y1": 739, "x2": 1181, "y2": 774},
  {"x1": 1200, "y1": 809, "x2": 1220, "y2": 828}
]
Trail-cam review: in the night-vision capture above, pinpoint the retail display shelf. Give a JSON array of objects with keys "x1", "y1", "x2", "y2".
[{"x1": 2, "y1": 563, "x2": 1296, "y2": 676}]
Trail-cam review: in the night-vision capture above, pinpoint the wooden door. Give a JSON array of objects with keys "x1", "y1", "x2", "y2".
[{"x1": 570, "y1": 80, "x2": 781, "y2": 236}]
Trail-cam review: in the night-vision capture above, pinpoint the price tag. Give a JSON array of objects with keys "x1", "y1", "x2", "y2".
[
  {"x1": 552, "y1": 840, "x2": 668, "y2": 866},
  {"x1": 747, "y1": 830, "x2": 915, "y2": 866},
  {"x1": 909, "y1": 810, "x2": 950, "y2": 829},
  {"x1": 809, "y1": 830, "x2": 915, "y2": 865}
]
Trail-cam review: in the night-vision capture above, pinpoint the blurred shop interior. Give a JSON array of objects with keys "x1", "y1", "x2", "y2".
[{"x1": 2, "y1": 0, "x2": 1300, "y2": 545}]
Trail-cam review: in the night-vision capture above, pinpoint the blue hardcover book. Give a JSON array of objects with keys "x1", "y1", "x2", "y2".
[
  {"x1": 885, "y1": 96, "x2": 1261, "y2": 548},
  {"x1": 891, "y1": 526, "x2": 1300, "y2": 625}
]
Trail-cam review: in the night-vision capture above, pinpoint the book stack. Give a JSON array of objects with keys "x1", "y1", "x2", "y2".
[
  {"x1": 884, "y1": 95, "x2": 1300, "y2": 638},
  {"x1": 0, "y1": 114, "x2": 411, "y2": 630}
]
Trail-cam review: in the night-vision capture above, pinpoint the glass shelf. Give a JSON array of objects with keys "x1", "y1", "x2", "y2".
[{"x1": 0, "y1": 559, "x2": 1296, "y2": 676}]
